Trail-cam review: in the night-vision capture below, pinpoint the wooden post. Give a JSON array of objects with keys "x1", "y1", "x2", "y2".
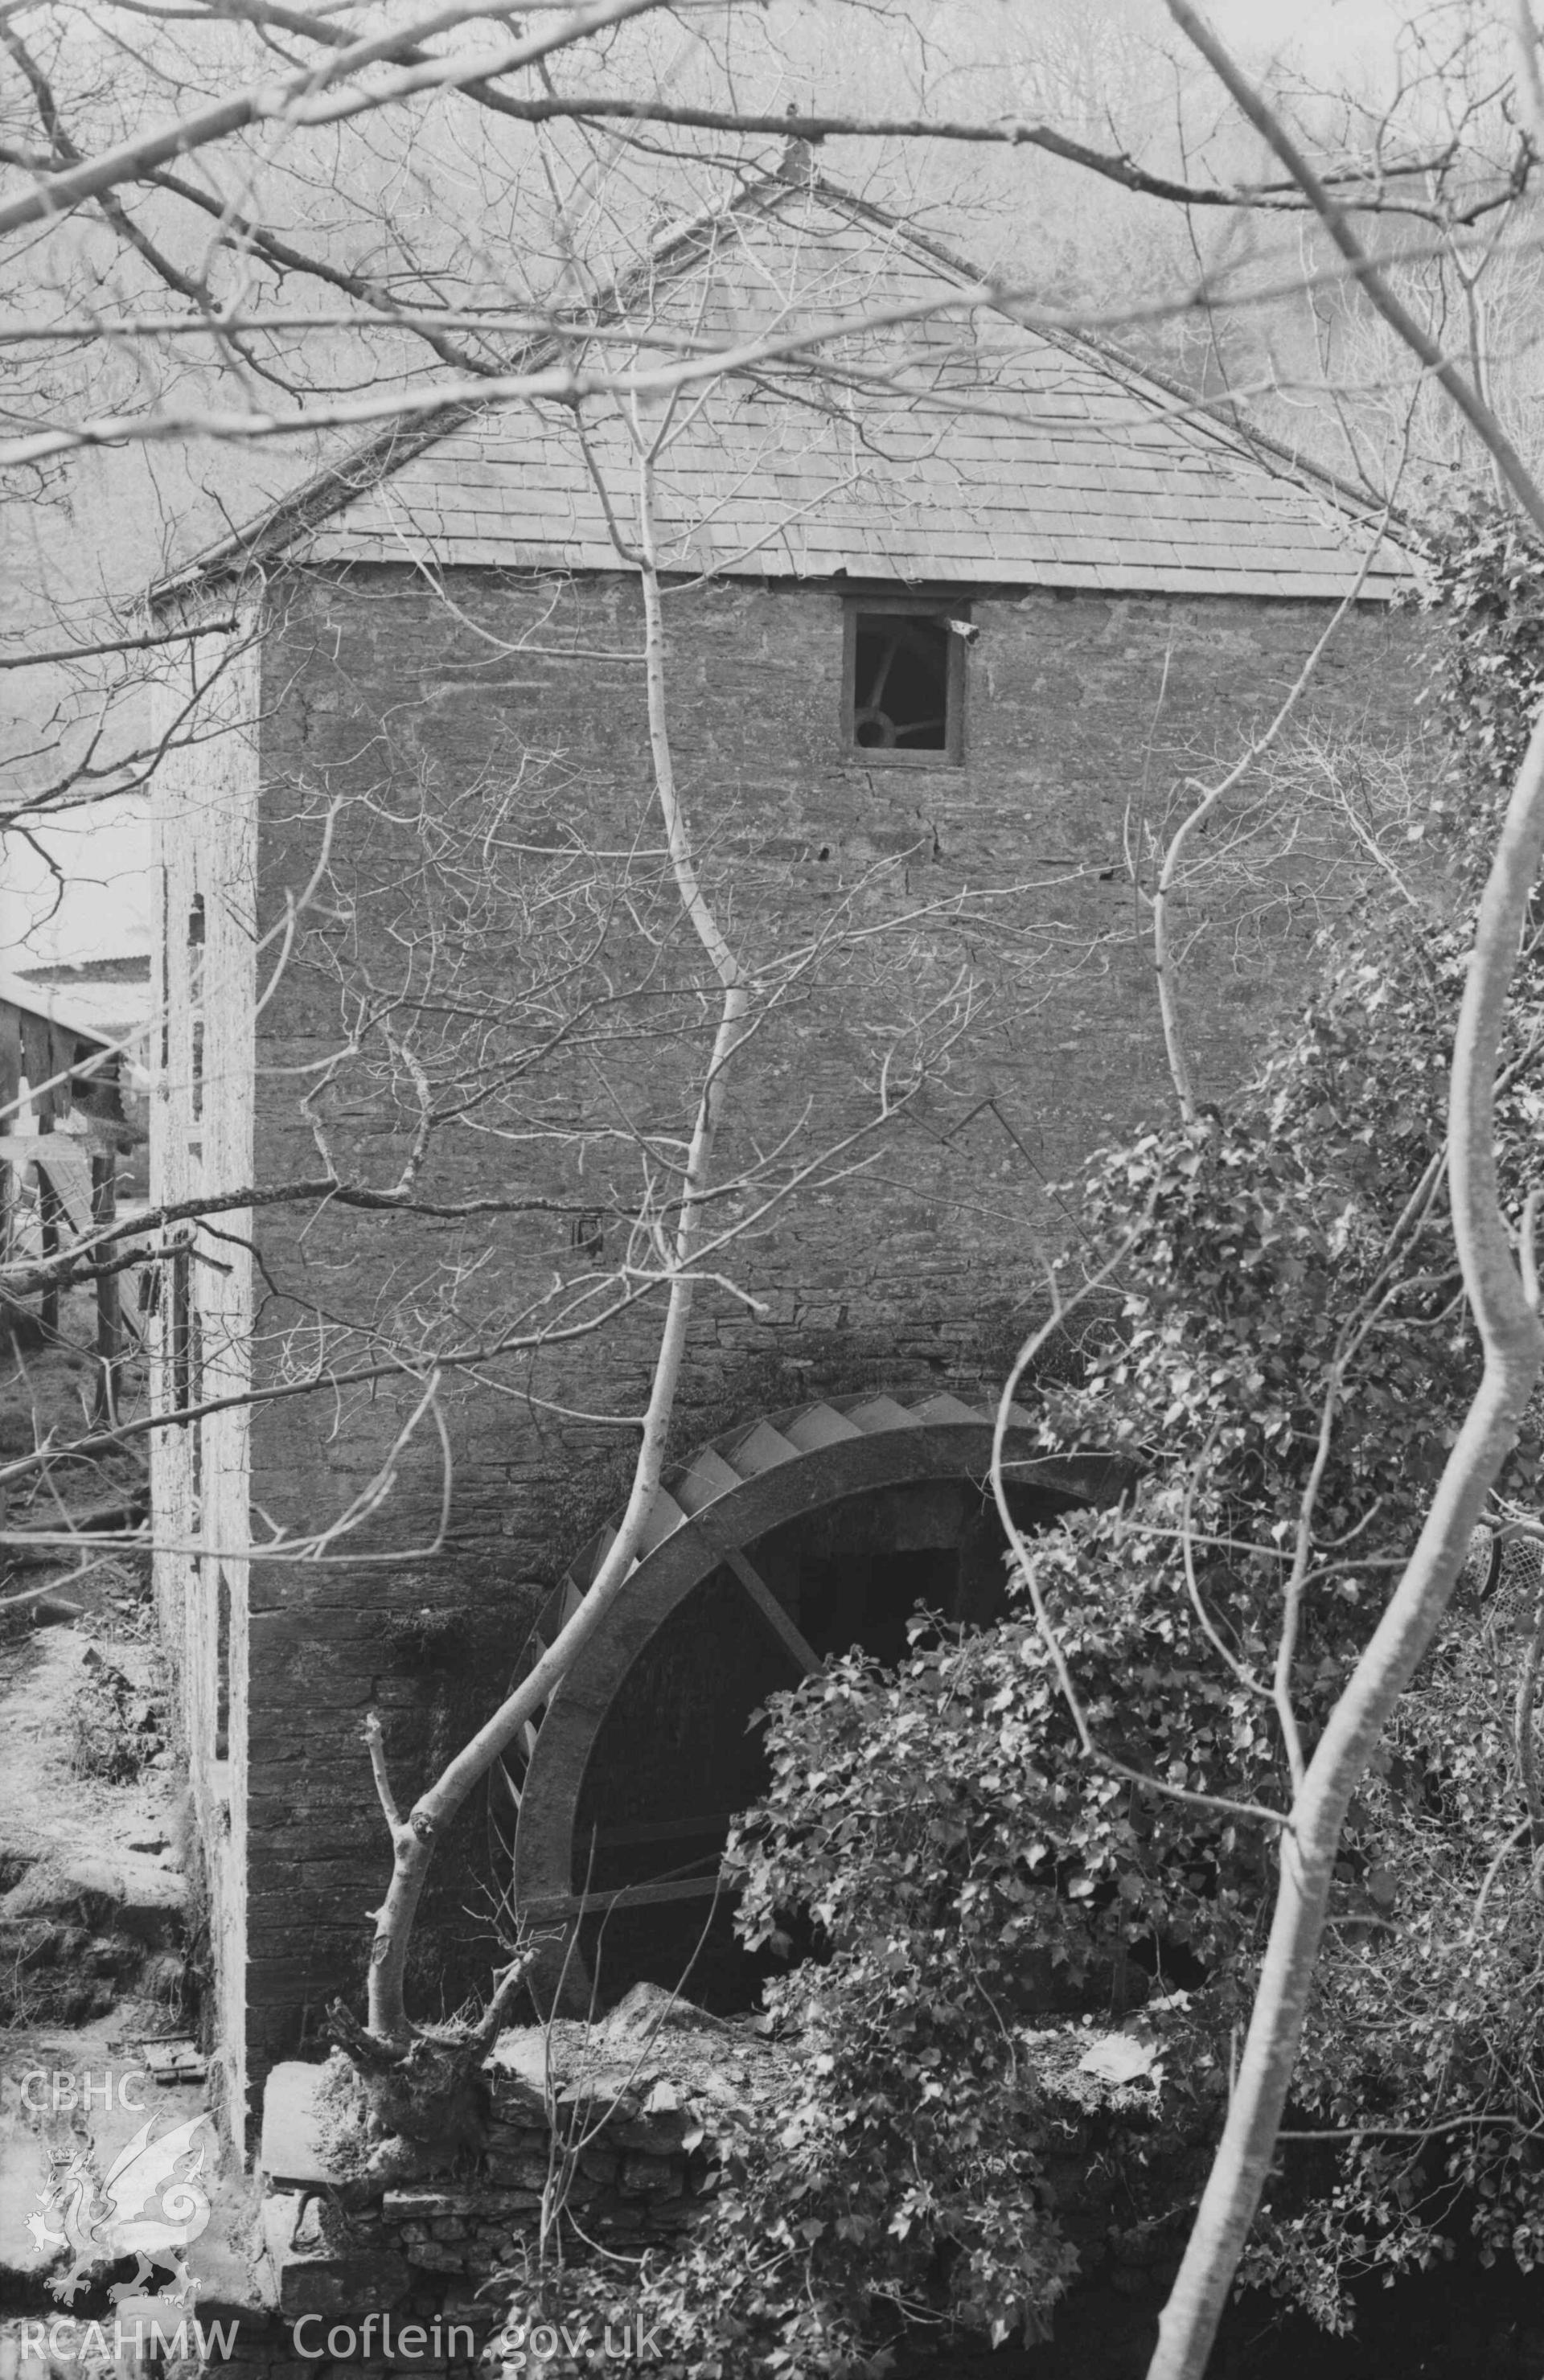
[
  {"x1": 36, "y1": 1139, "x2": 60, "y2": 1339},
  {"x1": 91, "y1": 1152, "x2": 120, "y2": 1426}
]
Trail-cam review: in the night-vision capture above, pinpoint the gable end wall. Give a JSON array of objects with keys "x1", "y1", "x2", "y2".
[{"x1": 236, "y1": 564, "x2": 1429, "y2": 2083}]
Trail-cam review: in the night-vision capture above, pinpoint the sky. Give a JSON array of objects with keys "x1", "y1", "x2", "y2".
[{"x1": 1, "y1": 799, "x2": 152, "y2": 977}]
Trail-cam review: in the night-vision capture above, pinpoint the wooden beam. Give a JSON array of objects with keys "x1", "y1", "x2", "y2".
[
  {"x1": 524, "y1": 1872, "x2": 726, "y2": 1921},
  {"x1": 589, "y1": 1812, "x2": 734, "y2": 1848},
  {"x1": 721, "y1": 1545, "x2": 821, "y2": 1676}
]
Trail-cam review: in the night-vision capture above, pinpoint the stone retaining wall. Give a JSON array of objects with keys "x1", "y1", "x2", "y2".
[{"x1": 251, "y1": 2005, "x2": 771, "y2": 2373}]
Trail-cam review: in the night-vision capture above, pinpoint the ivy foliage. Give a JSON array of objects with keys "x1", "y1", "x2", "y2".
[{"x1": 1424, "y1": 503, "x2": 1544, "y2": 818}]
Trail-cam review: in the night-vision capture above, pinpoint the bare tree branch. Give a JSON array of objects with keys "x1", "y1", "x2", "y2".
[
  {"x1": 1165, "y1": 0, "x2": 1544, "y2": 544},
  {"x1": 0, "y1": 0, "x2": 666, "y2": 240}
]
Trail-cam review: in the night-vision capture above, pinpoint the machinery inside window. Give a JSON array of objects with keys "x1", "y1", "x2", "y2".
[{"x1": 849, "y1": 611, "x2": 959, "y2": 754}]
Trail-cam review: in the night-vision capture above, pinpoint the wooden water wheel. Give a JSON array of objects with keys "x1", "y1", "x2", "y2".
[{"x1": 488, "y1": 1390, "x2": 1124, "y2": 2008}]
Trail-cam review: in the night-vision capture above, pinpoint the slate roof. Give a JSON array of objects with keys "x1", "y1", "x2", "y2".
[{"x1": 172, "y1": 170, "x2": 1415, "y2": 603}]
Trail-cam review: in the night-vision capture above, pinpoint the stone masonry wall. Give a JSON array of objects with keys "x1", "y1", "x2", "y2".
[
  {"x1": 239, "y1": 564, "x2": 1431, "y2": 2091},
  {"x1": 256, "y1": 2000, "x2": 772, "y2": 2373}
]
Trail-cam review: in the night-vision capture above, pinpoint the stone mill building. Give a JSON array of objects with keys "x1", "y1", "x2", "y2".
[{"x1": 146, "y1": 159, "x2": 1421, "y2": 2149}]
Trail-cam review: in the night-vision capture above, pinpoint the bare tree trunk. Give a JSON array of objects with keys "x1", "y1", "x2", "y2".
[
  {"x1": 1151, "y1": 577, "x2": 1371, "y2": 1122},
  {"x1": 1136, "y1": 16, "x2": 1544, "y2": 2367},
  {"x1": 1149, "y1": 701, "x2": 1544, "y2": 2380},
  {"x1": 363, "y1": 453, "x2": 747, "y2": 2046}
]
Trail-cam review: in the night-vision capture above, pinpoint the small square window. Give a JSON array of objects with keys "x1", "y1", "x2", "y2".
[{"x1": 844, "y1": 606, "x2": 965, "y2": 763}]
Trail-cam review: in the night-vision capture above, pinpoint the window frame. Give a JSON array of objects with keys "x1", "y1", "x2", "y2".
[{"x1": 841, "y1": 596, "x2": 968, "y2": 768}]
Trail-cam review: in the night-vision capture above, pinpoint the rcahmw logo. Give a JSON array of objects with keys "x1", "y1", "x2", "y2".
[
  {"x1": 14, "y1": 2316, "x2": 239, "y2": 2364},
  {"x1": 13, "y1": 2065, "x2": 150, "y2": 2114},
  {"x1": 25, "y1": 2109, "x2": 215, "y2": 2307}
]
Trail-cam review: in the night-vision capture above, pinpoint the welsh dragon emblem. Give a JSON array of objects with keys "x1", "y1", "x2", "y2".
[{"x1": 26, "y1": 2113, "x2": 212, "y2": 2306}]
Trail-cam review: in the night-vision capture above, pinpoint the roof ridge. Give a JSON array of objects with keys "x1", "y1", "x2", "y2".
[{"x1": 153, "y1": 156, "x2": 1419, "y2": 599}]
